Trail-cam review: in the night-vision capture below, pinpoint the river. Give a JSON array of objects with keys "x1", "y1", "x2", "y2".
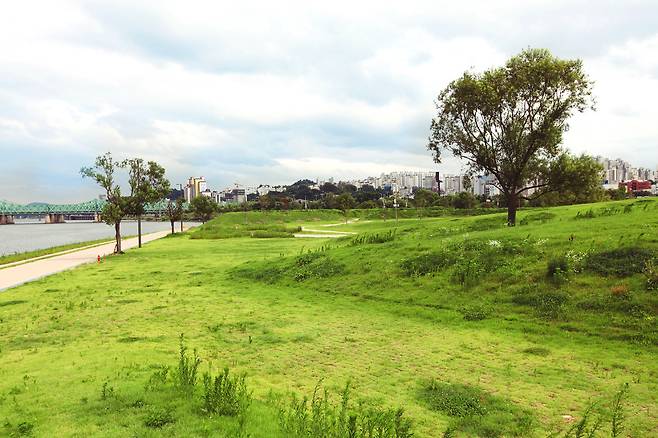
[{"x1": 0, "y1": 220, "x2": 186, "y2": 256}]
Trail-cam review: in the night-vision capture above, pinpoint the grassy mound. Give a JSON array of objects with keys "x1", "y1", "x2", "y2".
[{"x1": 2, "y1": 199, "x2": 658, "y2": 436}]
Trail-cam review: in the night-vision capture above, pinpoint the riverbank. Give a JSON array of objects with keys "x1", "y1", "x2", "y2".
[{"x1": 0, "y1": 237, "x2": 119, "y2": 267}]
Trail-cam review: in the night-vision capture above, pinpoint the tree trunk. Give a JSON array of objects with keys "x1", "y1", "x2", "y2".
[
  {"x1": 507, "y1": 192, "x2": 518, "y2": 227},
  {"x1": 138, "y1": 215, "x2": 142, "y2": 248},
  {"x1": 115, "y1": 221, "x2": 122, "y2": 253},
  {"x1": 180, "y1": 218, "x2": 183, "y2": 232},
  {"x1": 170, "y1": 220, "x2": 175, "y2": 234}
]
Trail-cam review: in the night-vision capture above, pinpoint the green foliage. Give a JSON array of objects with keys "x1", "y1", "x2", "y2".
[
  {"x1": 176, "y1": 334, "x2": 201, "y2": 391},
  {"x1": 547, "y1": 256, "x2": 570, "y2": 283},
  {"x1": 349, "y1": 230, "x2": 396, "y2": 246},
  {"x1": 400, "y1": 251, "x2": 456, "y2": 276},
  {"x1": 420, "y1": 381, "x2": 534, "y2": 437},
  {"x1": 428, "y1": 48, "x2": 594, "y2": 225},
  {"x1": 202, "y1": 368, "x2": 252, "y2": 416},
  {"x1": 278, "y1": 381, "x2": 413, "y2": 438},
  {"x1": 292, "y1": 254, "x2": 345, "y2": 282},
  {"x1": 189, "y1": 195, "x2": 219, "y2": 223},
  {"x1": 585, "y1": 247, "x2": 655, "y2": 277},
  {"x1": 511, "y1": 288, "x2": 570, "y2": 319},
  {"x1": 643, "y1": 259, "x2": 658, "y2": 291},
  {"x1": 144, "y1": 408, "x2": 176, "y2": 428},
  {"x1": 459, "y1": 304, "x2": 490, "y2": 321}
]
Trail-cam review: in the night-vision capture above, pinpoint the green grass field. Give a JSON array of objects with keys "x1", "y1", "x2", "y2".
[{"x1": 1, "y1": 200, "x2": 657, "y2": 437}]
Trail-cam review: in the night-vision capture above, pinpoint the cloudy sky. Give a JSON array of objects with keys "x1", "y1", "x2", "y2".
[{"x1": 1, "y1": 0, "x2": 657, "y2": 203}]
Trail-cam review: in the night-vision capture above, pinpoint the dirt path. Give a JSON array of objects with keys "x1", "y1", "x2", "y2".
[{"x1": 0, "y1": 230, "x2": 172, "y2": 292}]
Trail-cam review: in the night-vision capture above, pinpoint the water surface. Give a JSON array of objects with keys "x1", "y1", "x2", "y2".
[{"x1": 0, "y1": 220, "x2": 185, "y2": 256}]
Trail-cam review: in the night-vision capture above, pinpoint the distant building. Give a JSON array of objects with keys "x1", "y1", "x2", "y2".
[
  {"x1": 620, "y1": 179, "x2": 652, "y2": 193},
  {"x1": 184, "y1": 176, "x2": 207, "y2": 202}
]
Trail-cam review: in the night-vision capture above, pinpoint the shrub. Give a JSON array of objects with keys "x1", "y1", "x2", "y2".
[
  {"x1": 350, "y1": 230, "x2": 396, "y2": 245},
  {"x1": 585, "y1": 247, "x2": 654, "y2": 277},
  {"x1": 293, "y1": 257, "x2": 345, "y2": 282},
  {"x1": 176, "y1": 334, "x2": 201, "y2": 391},
  {"x1": 511, "y1": 289, "x2": 569, "y2": 319},
  {"x1": 144, "y1": 408, "x2": 176, "y2": 428},
  {"x1": 202, "y1": 368, "x2": 252, "y2": 416},
  {"x1": 451, "y1": 259, "x2": 483, "y2": 287},
  {"x1": 420, "y1": 381, "x2": 534, "y2": 437},
  {"x1": 459, "y1": 305, "x2": 490, "y2": 321},
  {"x1": 644, "y1": 259, "x2": 658, "y2": 291},
  {"x1": 547, "y1": 256, "x2": 570, "y2": 282},
  {"x1": 400, "y1": 251, "x2": 456, "y2": 276},
  {"x1": 278, "y1": 381, "x2": 413, "y2": 438}
]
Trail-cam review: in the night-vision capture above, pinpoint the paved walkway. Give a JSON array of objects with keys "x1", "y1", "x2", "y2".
[{"x1": 0, "y1": 230, "x2": 171, "y2": 292}]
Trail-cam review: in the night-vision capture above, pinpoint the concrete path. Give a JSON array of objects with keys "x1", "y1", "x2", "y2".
[{"x1": 0, "y1": 230, "x2": 171, "y2": 292}]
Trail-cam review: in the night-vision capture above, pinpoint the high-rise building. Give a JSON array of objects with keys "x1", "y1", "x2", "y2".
[{"x1": 184, "y1": 176, "x2": 207, "y2": 202}]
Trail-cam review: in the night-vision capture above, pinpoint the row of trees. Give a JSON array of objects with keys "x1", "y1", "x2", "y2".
[{"x1": 81, "y1": 153, "x2": 186, "y2": 253}]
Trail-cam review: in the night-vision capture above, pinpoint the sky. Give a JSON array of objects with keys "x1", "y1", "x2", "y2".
[{"x1": 1, "y1": 0, "x2": 657, "y2": 203}]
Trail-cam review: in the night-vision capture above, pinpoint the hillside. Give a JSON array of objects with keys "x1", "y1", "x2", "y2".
[{"x1": 1, "y1": 199, "x2": 657, "y2": 437}]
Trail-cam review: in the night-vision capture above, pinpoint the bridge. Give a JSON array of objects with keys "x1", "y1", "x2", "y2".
[{"x1": 0, "y1": 199, "x2": 175, "y2": 224}]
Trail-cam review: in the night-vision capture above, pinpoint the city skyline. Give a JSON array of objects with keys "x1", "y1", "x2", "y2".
[{"x1": 2, "y1": 1, "x2": 658, "y2": 203}]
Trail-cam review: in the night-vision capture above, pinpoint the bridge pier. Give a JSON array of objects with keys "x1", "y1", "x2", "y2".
[
  {"x1": 94, "y1": 213, "x2": 102, "y2": 222},
  {"x1": 0, "y1": 214, "x2": 15, "y2": 225},
  {"x1": 45, "y1": 214, "x2": 66, "y2": 224}
]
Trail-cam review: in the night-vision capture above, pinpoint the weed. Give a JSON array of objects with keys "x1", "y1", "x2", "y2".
[
  {"x1": 610, "y1": 284, "x2": 629, "y2": 297},
  {"x1": 400, "y1": 251, "x2": 456, "y2": 276},
  {"x1": 144, "y1": 407, "x2": 176, "y2": 428},
  {"x1": 585, "y1": 247, "x2": 654, "y2": 277},
  {"x1": 547, "y1": 256, "x2": 570, "y2": 285},
  {"x1": 511, "y1": 289, "x2": 569, "y2": 319},
  {"x1": 643, "y1": 259, "x2": 658, "y2": 291},
  {"x1": 350, "y1": 230, "x2": 396, "y2": 246},
  {"x1": 176, "y1": 334, "x2": 201, "y2": 391},
  {"x1": 146, "y1": 365, "x2": 170, "y2": 390},
  {"x1": 459, "y1": 305, "x2": 490, "y2": 321},
  {"x1": 201, "y1": 367, "x2": 252, "y2": 416},
  {"x1": 522, "y1": 347, "x2": 550, "y2": 357},
  {"x1": 278, "y1": 380, "x2": 413, "y2": 438},
  {"x1": 420, "y1": 380, "x2": 534, "y2": 437},
  {"x1": 100, "y1": 381, "x2": 115, "y2": 400},
  {"x1": 451, "y1": 259, "x2": 483, "y2": 287},
  {"x1": 610, "y1": 383, "x2": 629, "y2": 438}
]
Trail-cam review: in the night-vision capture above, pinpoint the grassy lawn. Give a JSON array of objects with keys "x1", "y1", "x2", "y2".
[{"x1": 1, "y1": 200, "x2": 657, "y2": 437}]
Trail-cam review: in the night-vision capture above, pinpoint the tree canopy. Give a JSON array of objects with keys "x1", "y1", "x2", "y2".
[{"x1": 428, "y1": 48, "x2": 595, "y2": 225}]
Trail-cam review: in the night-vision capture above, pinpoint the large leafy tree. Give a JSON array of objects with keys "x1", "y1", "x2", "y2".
[
  {"x1": 428, "y1": 48, "x2": 595, "y2": 225},
  {"x1": 190, "y1": 195, "x2": 218, "y2": 223},
  {"x1": 81, "y1": 152, "x2": 128, "y2": 253},
  {"x1": 123, "y1": 158, "x2": 171, "y2": 247}
]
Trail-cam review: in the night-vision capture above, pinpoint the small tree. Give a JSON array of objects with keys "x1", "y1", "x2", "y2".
[
  {"x1": 414, "y1": 189, "x2": 439, "y2": 218},
  {"x1": 190, "y1": 196, "x2": 218, "y2": 223},
  {"x1": 81, "y1": 152, "x2": 127, "y2": 253},
  {"x1": 165, "y1": 197, "x2": 185, "y2": 234},
  {"x1": 334, "y1": 193, "x2": 356, "y2": 223},
  {"x1": 124, "y1": 158, "x2": 171, "y2": 247},
  {"x1": 428, "y1": 48, "x2": 594, "y2": 226}
]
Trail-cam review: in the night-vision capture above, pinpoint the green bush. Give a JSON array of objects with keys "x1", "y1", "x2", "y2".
[
  {"x1": 175, "y1": 334, "x2": 201, "y2": 391},
  {"x1": 585, "y1": 247, "x2": 655, "y2": 277},
  {"x1": 511, "y1": 289, "x2": 569, "y2": 319},
  {"x1": 400, "y1": 251, "x2": 456, "y2": 276},
  {"x1": 202, "y1": 368, "x2": 251, "y2": 416},
  {"x1": 420, "y1": 381, "x2": 534, "y2": 437},
  {"x1": 278, "y1": 381, "x2": 413, "y2": 438},
  {"x1": 459, "y1": 305, "x2": 490, "y2": 321},
  {"x1": 350, "y1": 230, "x2": 396, "y2": 245},
  {"x1": 144, "y1": 408, "x2": 176, "y2": 428}
]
